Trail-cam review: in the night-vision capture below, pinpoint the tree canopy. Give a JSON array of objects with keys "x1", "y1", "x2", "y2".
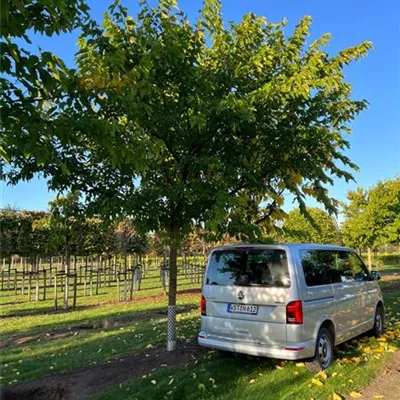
[
  {"x1": 342, "y1": 177, "x2": 400, "y2": 251},
  {"x1": 282, "y1": 207, "x2": 340, "y2": 244},
  {"x1": 0, "y1": 0, "x2": 90, "y2": 167},
  {"x1": 1, "y1": 0, "x2": 372, "y2": 350}
]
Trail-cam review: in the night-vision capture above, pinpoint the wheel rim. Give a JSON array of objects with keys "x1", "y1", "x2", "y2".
[
  {"x1": 375, "y1": 313, "x2": 383, "y2": 335},
  {"x1": 318, "y1": 334, "x2": 332, "y2": 368}
]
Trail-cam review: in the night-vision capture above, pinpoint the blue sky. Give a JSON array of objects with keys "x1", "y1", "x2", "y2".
[{"x1": 1, "y1": 0, "x2": 399, "y2": 212}]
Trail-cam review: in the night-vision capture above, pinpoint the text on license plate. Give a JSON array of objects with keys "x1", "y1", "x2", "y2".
[{"x1": 227, "y1": 304, "x2": 258, "y2": 315}]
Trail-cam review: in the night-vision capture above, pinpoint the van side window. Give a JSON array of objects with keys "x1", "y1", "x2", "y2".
[
  {"x1": 333, "y1": 251, "x2": 369, "y2": 282},
  {"x1": 348, "y1": 252, "x2": 369, "y2": 281},
  {"x1": 300, "y1": 250, "x2": 337, "y2": 286},
  {"x1": 335, "y1": 251, "x2": 355, "y2": 282}
]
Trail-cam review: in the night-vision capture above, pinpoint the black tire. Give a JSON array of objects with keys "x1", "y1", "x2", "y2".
[
  {"x1": 306, "y1": 327, "x2": 334, "y2": 373},
  {"x1": 371, "y1": 306, "x2": 384, "y2": 337}
]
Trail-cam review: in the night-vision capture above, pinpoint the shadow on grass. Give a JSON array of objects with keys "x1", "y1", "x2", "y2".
[
  {"x1": 0, "y1": 304, "x2": 96, "y2": 320},
  {"x1": 0, "y1": 314, "x2": 201, "y2": 386},
  {"x1": 0, "y1": 301, "x2": 198, "y2": 338}
]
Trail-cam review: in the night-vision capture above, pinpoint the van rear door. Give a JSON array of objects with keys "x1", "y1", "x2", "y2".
[{"x1": 202, "y1": 247, "x2": 293, "y2": 346}]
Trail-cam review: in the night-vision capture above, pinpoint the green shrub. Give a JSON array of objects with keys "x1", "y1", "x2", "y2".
[{"x1": 377, "y1": 254, "x2": 400, "y2": 266}]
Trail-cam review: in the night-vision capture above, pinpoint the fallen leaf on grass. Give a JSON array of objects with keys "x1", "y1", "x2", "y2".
[
  {"x1": 332, "y1": 372, "x2": 338, "y2": 378},
  {"x1": 311, "y1": 378, "x2": 324, "y2": 387},
  {"x1": 150, "y1": 380, "x2": 157, "y2": 385},
  {"x1": 363, "y1": 347, "x2": 372, "y2": 354},
  {"x1": 296, "y1": 362, "x2": 305, "y2": 367},
  {"x1": 249, "y1": 379, "x2": 256, "y2": 384},
  {"x1": 317, "y1": 371, "x2": 328, "y2": 380},
  {"x1": 332, "y1": 392, "x2": 343, "y2": 400},
  {"x1": 276, "y1": 365, "x2": 283, "y2": 370},
  {"x1": 350, "y1": 392, "x2": 362, "y2": 398}
]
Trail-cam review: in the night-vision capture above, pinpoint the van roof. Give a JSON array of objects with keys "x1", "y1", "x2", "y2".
[{"x1": 211, "y1": 243, "x2": 354, "y2": 252}]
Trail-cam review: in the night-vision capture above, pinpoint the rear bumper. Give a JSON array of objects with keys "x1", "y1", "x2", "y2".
[{"x1": 198, "y1": 332, "x2": 315, "y2": 360}]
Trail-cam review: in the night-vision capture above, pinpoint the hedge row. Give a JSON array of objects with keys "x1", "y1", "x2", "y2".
[{"x1": 377, "y1": 254, "x2": 400, "y2": 266}]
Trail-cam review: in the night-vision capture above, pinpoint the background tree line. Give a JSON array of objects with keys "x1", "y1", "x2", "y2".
[
  {"x1": 341, "y1": 176, "x2": 400, "y2": 267},
  {"x1": 0, "y1": 193, "x2": 149, "y2": 259},
  {"x1": 2, "y1": 175, "x2": 398, "y2": 263}
]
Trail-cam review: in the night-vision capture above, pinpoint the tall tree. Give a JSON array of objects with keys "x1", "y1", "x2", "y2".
[
  {"x1": 342, "y1": 177, "x2": 400, "y2": 268},
  {"x1": 368, "y1": 177, "x2": 400, "y2": 246},
  {"x1": 283, "y1": 207, "x2": 340, "y2": 244},
  {"x1": 2, "y1": 0, "x2": 371, "y2": 350},
  {"x1": 112, "y1": 219, "x2": 149, "y2": 267},
  {"x1": 46, "y1": 192, "x2": 86, "y2": 308}
]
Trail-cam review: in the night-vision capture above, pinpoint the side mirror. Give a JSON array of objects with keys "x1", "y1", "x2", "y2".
[{"x1": 370, "y1": 271, "x2": 381, "y2": 281}]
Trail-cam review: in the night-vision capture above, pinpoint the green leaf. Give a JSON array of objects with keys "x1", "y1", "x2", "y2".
[{"x1": 0, "y1": 146, "x2": 10, "y2": 163}]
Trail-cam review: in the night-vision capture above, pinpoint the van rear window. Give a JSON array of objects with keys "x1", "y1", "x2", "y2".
[{"x1": 205, "y1": 249, "x2": 290, "y2": 287}]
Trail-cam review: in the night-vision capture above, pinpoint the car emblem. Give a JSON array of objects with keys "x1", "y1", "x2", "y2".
[{"x1": 237, "y1": 290, "x2": 244, "y2": 300}]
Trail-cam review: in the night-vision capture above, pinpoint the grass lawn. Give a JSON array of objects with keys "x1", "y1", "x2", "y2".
[
  {"x1": 0, "y1": 267, "x2": 201, "y2": 385},
  {"x1": 94, "y1": 289, "x2": 400, "y2": 400},
  {"x1": 1, "y1": 264, "x2": 399, "y2": 400}
]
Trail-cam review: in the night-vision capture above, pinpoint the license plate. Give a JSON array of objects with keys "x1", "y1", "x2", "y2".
[{"x1": 227, "y1": 303, "x2": 258, "y2": 315}]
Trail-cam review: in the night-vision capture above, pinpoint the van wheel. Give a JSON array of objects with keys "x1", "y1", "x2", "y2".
[
  {"x1": 306, "y1": 327, "x2": 334, "y2": 373},
  {"x1": 371, "y1": 306, "x2": 384, "y2": 337}
]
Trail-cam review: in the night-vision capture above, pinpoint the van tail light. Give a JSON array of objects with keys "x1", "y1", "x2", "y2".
[
  {"x1": 200, "y1": 295, "x2": 206, "y2": 316},
  {"x1": 286, "y1": 300, "x2": 303, "y2": 324}
]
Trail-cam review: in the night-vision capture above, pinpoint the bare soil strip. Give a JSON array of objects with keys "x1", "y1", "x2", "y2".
[
  {"x1": 360, "y1": 351, "x2": 400, "y2": 400},
  {"x1": 1, "y1": 340, "x2": 207, "y2": 400}
]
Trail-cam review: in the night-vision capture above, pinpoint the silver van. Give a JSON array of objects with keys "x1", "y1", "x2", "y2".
[{"x1": 198, "y1": 244, "x2": 384, "y2": 371}]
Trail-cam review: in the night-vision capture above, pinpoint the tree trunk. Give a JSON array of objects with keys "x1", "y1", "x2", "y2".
[
  {"x1": 367, "y1": 247, "x2": 372, "y2": 271},
  {"x1": 167, "y1": 228, "x2": 179, "y2": 352}
]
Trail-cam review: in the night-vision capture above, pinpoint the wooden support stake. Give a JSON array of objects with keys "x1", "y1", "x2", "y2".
[
  {"x1": 28, "y1": 273, "x2": 32, "y2": 302},
  {"x1": 21, "y1": 268, "x2": 25, "y2": 295},
  {"x1": 117, "y1": 273, "x2": 120, "y2": 302},
  {"x1": 123, "y1": 272, "x2": 127, "y2": 301},
  {"x1": 54, "y1": 274, "x2": 58, "y2": 310},
  {"x1": 7, "y1": 257, "x2": 12, "y2": 290},
  {"x1": 89, "y1": 270, "x2": 93, "y2": 296},
  {"x1": 43, "y1": 269, "x2": 47, "y2": 301},
  {"x1": 96, "y1": 269, "x2": 100, "y2": 295},
  {"x1": 49, "y1": 257, "x2": 53, "y2": 286},
  {"x1": 14, "y1": 269, "x2": 17, "y2": 295},
  {"x1": 35, "y1": 273, "x2": 39, "y2": 301},
  {"x1": 63, "y1": 273, "x2": 69, "y2": 310},
  {"x1": 84, "y1": 267, "x2": 87, "y2": 296},
  {"x1": 73, "y1": 274, "x2": 77, "y2": 309},
  {"x1": 130, "y1": 270, "x2": 134, "y2": 301}
]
